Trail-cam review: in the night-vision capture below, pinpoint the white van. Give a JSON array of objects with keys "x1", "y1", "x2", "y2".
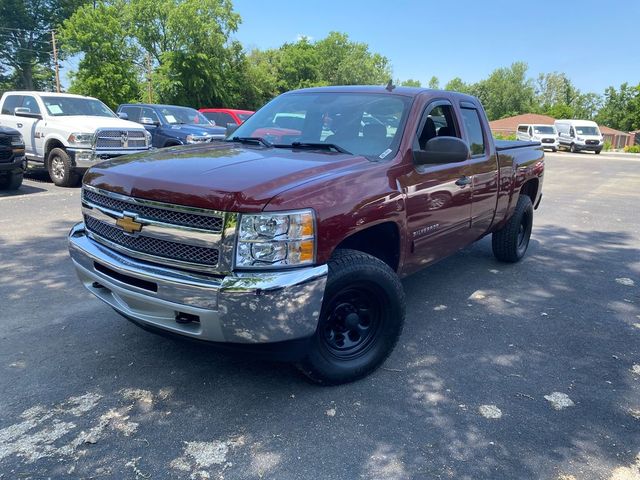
[
  {"x1": 554, "y1": 119, "x2": 603, "y2": 154},
  {"x1": 516, "y1": 124, "x2": 558, "y2": 151}
]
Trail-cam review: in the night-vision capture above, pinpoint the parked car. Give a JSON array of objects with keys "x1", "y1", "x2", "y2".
[
  {"x1": 199, "y1": 108, "x2": 254, "y2": 127},
  {"x1": 0, "y1": 126, "x2": 26, "y2": 190},
  {"x1": 0, "y1": 92, "x2": 152, "y2": 187},
  {"x1": 555, "y1": 119, "x2": 604, "y2": 154},
  {"x1": 516, "y1": 123, "x2": 558, "y2": 151},
  {"x1": 68, "y1": 86, "x2": 544, "y2": 385},
  {"x1": 118, "y1": 104, "x2": 226, "y2": 148}
]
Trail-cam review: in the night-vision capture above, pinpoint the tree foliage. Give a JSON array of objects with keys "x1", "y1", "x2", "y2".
[
  {"x1": 400, "y1": 79, "x2": 421, "y2": 87},
  {"x1": 5, "y1": 0, "x2": 637, "y2": 129},
  {"x1": 0, "y1": 0, "x2": 87, "y2": 91},
  {"x1": 59, "y1": 0, "x2": 141, "y2": 109},
  {"x1": 596, "y1": 83, "x2": 640, "y2": 131}
]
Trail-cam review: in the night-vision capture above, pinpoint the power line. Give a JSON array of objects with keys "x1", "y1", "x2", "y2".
[
  {"x1": 0, "y1": 26, "x2": 46, "y2": 33},
  {"x1": 0, "y1": 33, "x2": 52, "y2": 45}
]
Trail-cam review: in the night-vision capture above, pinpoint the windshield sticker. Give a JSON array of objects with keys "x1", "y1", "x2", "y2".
[
  {"x1": 379, "y1": 148, "x2": 392, "y2": 159},
  {"x1": 48, "y1": 104, "x2": 63, "y2": 114},
  {"x1": 165, "y1": 114, "x2": 177, "y2": 124}
]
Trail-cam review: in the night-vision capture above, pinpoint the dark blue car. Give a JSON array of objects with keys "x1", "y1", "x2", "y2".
[{"x1": 116, "y1": 103, "x2": 227, "y2": 148}]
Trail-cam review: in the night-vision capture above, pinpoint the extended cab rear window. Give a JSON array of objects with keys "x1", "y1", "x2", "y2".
[{"x1": 460, "y1": 107, "x2": 485, "y2": 155}]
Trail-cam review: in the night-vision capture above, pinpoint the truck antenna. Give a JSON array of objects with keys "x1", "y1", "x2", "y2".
[{"x1": 385, "y1": 79, "x2": 395, "y2": 92}]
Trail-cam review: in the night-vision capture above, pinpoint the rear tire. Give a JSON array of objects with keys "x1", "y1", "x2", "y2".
[
  {"x1": 0, "y1": 172, "x2": 23, "y2": 190},
  {"x1": 297, "y1": 249, "x2": 405, "y2": 385},
  {"x1": 492, "y1": 195, "x2": 533, "y2": 263},
  {"x1": 48, "y1": 148, "x2": 80, "y2": 187}
]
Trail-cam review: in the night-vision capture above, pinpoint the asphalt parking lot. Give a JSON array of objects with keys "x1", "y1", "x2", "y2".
[{"x1": 1, "y1": 151, "x2": 639, "y2": 480}]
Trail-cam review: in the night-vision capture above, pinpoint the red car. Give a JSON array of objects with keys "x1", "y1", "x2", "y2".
[{"x1": 198, "y1": 108, "x2": 253, "y2": 127}]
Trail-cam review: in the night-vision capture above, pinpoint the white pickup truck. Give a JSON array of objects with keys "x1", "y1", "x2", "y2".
[{"x1": 0, "y1": 92, "x2": 152, "y2": 186}]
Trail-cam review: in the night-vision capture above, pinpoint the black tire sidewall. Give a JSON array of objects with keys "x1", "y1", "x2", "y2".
[{"x1": 301, "y1": 251, "x2": 404, "y2": 384}]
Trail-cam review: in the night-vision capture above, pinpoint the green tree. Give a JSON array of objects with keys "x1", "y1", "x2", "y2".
[
  {"x1": 428, "y1": 76, "x2": 440, "y2": 89},
  {"x1": 474, "y1": 62, "x2": 535, "y2": 120},
  {"x1": 596, "y1": 83, "x2": 640, "y2": 130},
  {"x1": 129, "y1": 0, "x2": 241, "y2": 107},
  {"x1": 400, "y1": 79, "x2": 421, "y2": 87},
  {"x1": 444, "y1": 77, "x2": 471, "y2": 93},
  {"x1": 315, "y1": 32, "x2": 390, "y2": 86},
  {"x1": 535, "y1": 72, "x2": 578, "y2": 110},
  {"x1": 59, "y1": 1, "x2": 141, "y2": 109},
  {"x1": 0, "y1": 0, "x2": 87, "y2": 91}
]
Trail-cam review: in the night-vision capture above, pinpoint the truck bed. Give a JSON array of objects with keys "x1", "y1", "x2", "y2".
[{"x1": 494, "y1": 139, "x2": 540, "y2": 151}]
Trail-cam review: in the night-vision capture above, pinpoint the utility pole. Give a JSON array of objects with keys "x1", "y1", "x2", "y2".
[
  {"x1": 146, "y1": 53, "x2": 152, "y2": 103},
  {"x1": 51, "y1": 30, "x2": 60, "y2": 93}
]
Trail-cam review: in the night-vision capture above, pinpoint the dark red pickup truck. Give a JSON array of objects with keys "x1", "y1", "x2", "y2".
[{"x1": 68, "y1": 86, "x2": 544, "y2": 384}]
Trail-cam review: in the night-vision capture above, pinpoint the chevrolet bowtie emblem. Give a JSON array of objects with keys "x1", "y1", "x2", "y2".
[{"x1": 116, "y1": 215, "x2": 143, "y2": 234}]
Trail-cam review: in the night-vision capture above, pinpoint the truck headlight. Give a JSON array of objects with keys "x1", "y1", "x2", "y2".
[
  {"x1": 144, "y1": 130, "x2": 152, "y2": 145},
  {"x1": 68, "y1": 132, "x2": 95, "y2": 147},
  {"x1": 10, "y1": 134, "x2": 24, "y2": 146},
  {"x1": 576, "y1": 136, "x2": 584, "y2": 141},
  {"x1": 235, "y1": 210, "x2": 315, "y2": 268}
]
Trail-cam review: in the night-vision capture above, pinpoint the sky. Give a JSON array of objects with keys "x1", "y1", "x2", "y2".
[
  {"x1": 229, "y1": 0, "x2": 639, "y2": 95},
  {"x1": 61, "y1": 0, "x2": 638, "y2": 95}
]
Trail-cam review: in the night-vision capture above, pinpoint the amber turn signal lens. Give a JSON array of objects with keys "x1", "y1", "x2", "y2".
[{"x1": 298, "y1": 240, "x2": 314, "y2": 263}]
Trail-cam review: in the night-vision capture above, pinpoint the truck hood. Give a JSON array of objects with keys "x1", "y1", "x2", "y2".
[
  {"x1": 46, "y1": 116, "x2": 145, "y2": 132},
  {"x1": 165, "y1": 124, "x2": 227, "y2": 136},
  {"x1": 84, "y1": 143, "x2": 371, "y2": 212}
]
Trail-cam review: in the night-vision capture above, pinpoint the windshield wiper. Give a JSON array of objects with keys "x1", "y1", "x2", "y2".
[
  {"x1": 275, "y1": 142, "x2": 352, "y2": 154},
  {"x1": 229, "y1": 136, "x2": 273, "y2": 148}
]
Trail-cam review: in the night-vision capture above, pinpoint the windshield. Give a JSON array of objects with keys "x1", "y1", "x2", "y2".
[
  {"x1": 230, "y1": 92, "x2": 412, "y2": 158},
  {"x1": 158, "y1": 106, "x2": 212, "y2": 125},
  {"x1": 237, "y1": 113, "x2": 252, "y2": 122},
  {"x1": 575, "y1": 126, "x2": 600, "y2": 136},
  {"x1": 41, "y1": 96, "x2": 116, "y2": 117},
  {"x1": 534, "y1": 126, "x2": 555, "y2": 134}
]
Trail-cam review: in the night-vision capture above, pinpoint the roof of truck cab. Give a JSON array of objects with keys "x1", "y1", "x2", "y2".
[{"x1": 286, "y1": 85, "x2": 478, "y2": 101}]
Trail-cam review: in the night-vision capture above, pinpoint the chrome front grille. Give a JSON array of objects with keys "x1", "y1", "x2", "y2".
[
  {"x1": 83, "y1": 189, "x2": 223, "y2": 232},
  {"x1": 84, "y1": 216, "x2": 219, "y2": 266},
  {"x1": 95, "y1": 129, "x2": 147, "y2": 149},
  {"x1": 81, "y1": 186, "x2": 229, "y2": 272}
]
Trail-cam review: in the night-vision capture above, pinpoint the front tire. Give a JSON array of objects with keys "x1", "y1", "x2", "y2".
[
  {"x1": 595, "y1": 149, "x2": 601, "y2": 154},
  {"x1": 570, "y1": 143, "x2": 577, "y2": 153},
  {"x1": 492, "y1": 195, "x2": 533, "y2": 263},
  {"x1": 0, "y1": 172, "x2": 23, "y2": 190},
  {"x1": 48, "y1": 148, "x2": 80, "y2": 187},
  {"x1": 298, "y1": 249, "x2": 405, "y2": 385}
]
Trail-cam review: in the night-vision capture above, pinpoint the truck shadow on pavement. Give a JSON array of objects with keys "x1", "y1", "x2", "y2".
[{"x1": 0, "y1": 224, "x2": 638, "y2": 479}]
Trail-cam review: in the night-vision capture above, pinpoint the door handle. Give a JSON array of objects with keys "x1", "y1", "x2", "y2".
[
  {"x1": 17, "y1": 123, "x2": 23, "y2": 128},
  {"x1": 455, "y1": 176, "x2": 471, "y2": 187}
]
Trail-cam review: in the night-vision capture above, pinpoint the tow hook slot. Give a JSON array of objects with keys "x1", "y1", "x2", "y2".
[
  {"x1": 175, "y1": 312, "x2": 200, "y2": 324},
  {"x1": 92, "y1": 281, "x2": 105, "y2": 289}
]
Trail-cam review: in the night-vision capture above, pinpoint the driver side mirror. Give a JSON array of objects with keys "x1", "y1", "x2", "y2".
[
  {"x1": 118, "y1": 112, "x2": 129, "y2": 120},
  {"x1": 14, "y1": 107, "x2": 42, "y2": 120},
  {"x1": 414, "y1": 136, "x2": 470, "y2": 165},
  {"x1": 140, "y1": 117, "x2": 159, "y2": 126}
]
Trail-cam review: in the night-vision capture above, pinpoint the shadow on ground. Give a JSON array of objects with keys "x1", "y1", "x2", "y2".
[{"x1": 0, "y1": 224, "x2": 638, "y2": 479}]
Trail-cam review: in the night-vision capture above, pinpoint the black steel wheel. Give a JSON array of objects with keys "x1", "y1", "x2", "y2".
[
  {"x1": 298, "y1": 249, "x2": 405, "y2": 385},
  {"x1": 320, "y1": 284, "x2": 384, "y2": 360}
]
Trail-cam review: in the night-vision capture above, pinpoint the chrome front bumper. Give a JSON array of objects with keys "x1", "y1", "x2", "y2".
[
  {"x1": 69, "y1": 148, "x2": 152, "y2": 168},
  {"x1": 68, "y1": 222, "x2": 328, "y2": 344}
]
